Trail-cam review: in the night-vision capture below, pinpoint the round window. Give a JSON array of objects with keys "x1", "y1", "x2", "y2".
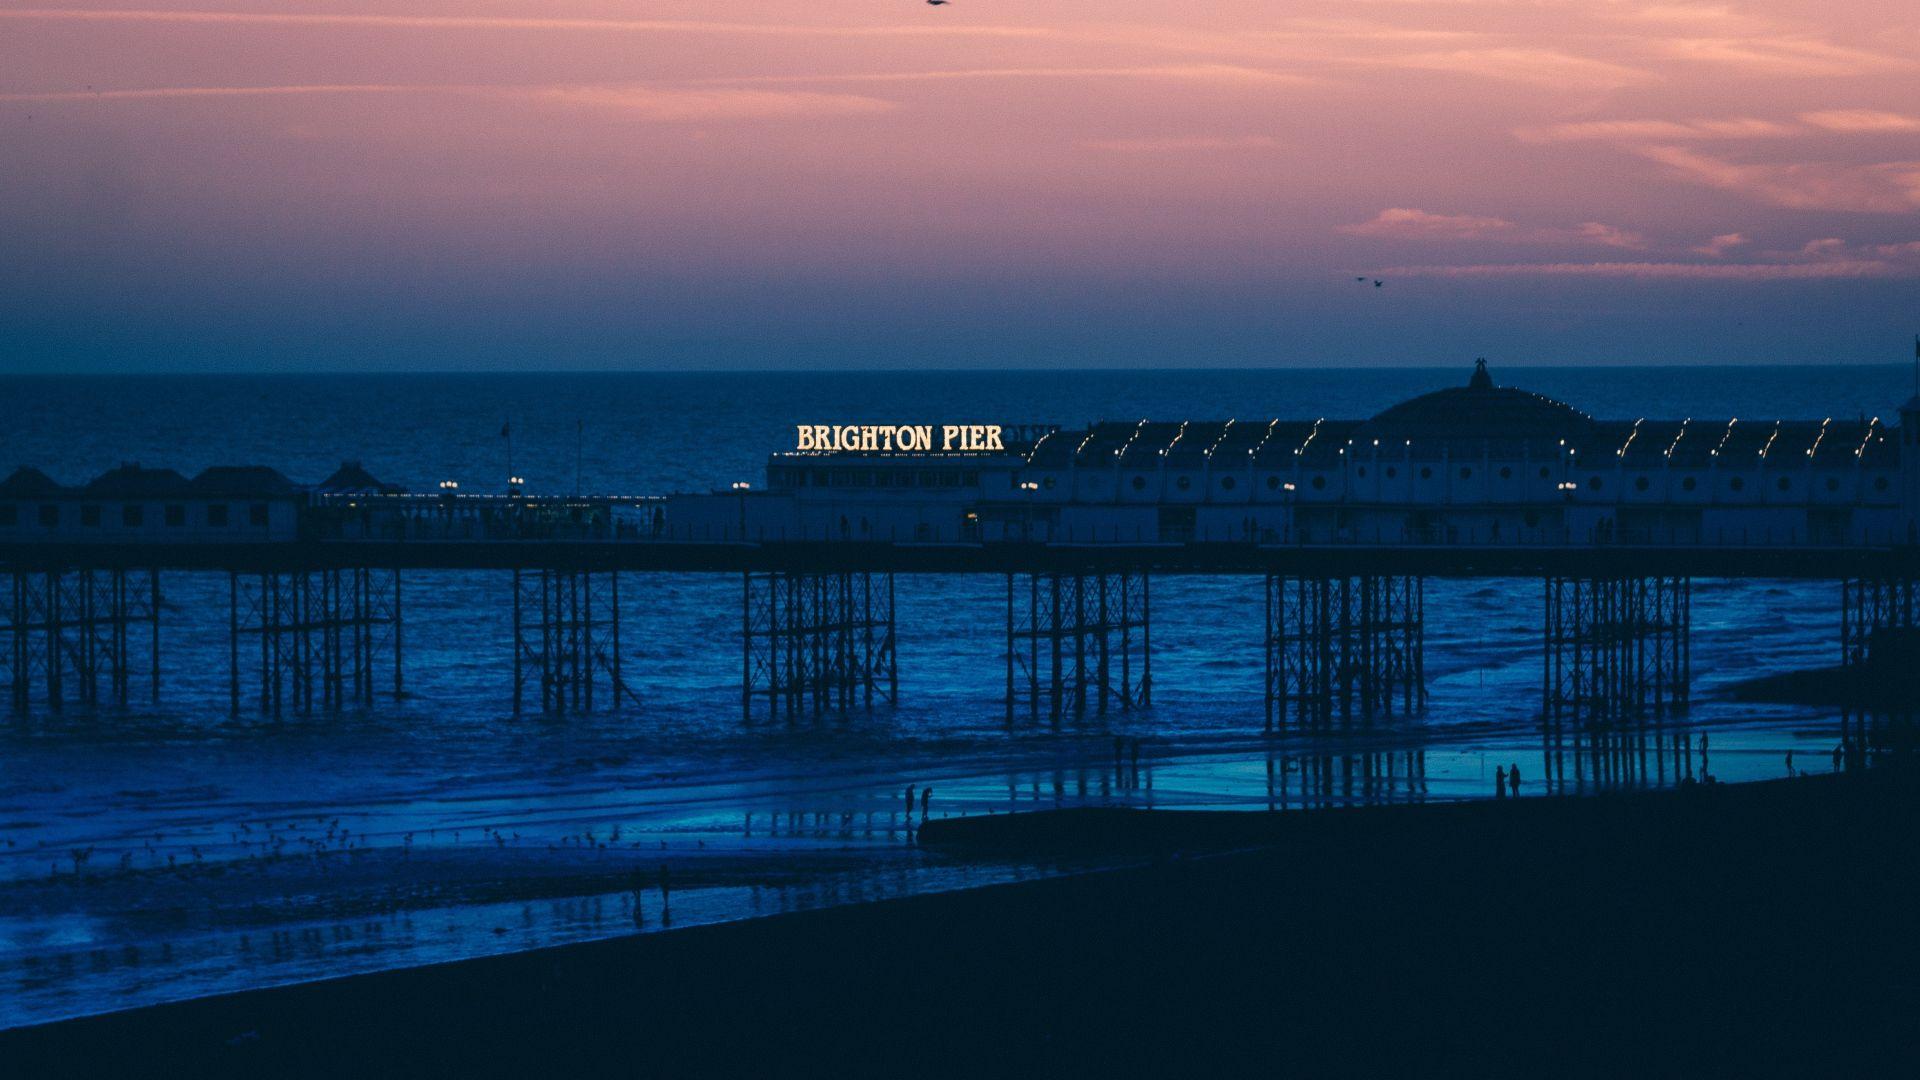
[
  {"x1": 1042, "y1": 476, "x2": 1055, "y2": 490},
  {"x1": 1459, "y1": 467, "x2": 1473, "y2": 480},
  {"x1": 1874, "y1": 476, "x2": 1890, "y2": 491},
  {"x1": 1635, "y1": 476, "x2": 1650, "y2": 492},
  {"x1": 1825, "y1": 477, "x2": 1839, "y2": 492},
  {"x1": 1420, "y1": 467, "x2": 1433, "y2": 480},
  {"x1": 1523, "y1": 511, "x2": 1539, "y2": 527},
  {"x1": 1777, "y1": 477, "x2": 1790, "y2": 492},
  {"x1": 1681, "y1": 477, "x2": 1696, "y2": 492},
  {"x1": 1220, "y1": 475, "x2": 1236, "y2": 491},
  {"x1": 1587, "y1": 476, "x2": 1603, "y2": 491},
  {"x1": 1176, "y1": 475, "x2": 1191, "y2": 490},
  {"x1": 1311, "y1": 475, "x2": 1327, "y2": 490},
  {"x1": 1357, "y1": 466, "x2": 1367, "y2": 478},
  {"x1": 1730, "y1": 476, "x2": 1744, "y2": 492},
  {"x1": 1538, "y1": 466, "x2": 1551, "y2": 479},
  {"x1": 1386, "y1": 466, "x2": 1397, "y2": 479},
  {"x1": 1266, "y1": 475, "x2": 1281, "y2": 491},
  {"x1": 1132, "y1": 475, "x2": 1147, "y2": 491},
  {"x1": 1499, "y1": 466, "x2": 1512, "y2": 480}
]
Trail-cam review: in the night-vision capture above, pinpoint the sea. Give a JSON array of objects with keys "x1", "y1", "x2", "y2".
[{"x1": 0, "y1": 365, "x2": 1908, "y2": 1029}]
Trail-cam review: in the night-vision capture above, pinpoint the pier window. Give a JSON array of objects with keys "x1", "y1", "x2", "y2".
[
  {"x1": 1499, "y1": 467, "x2": 1512, "y2": 479},
  {"x1": 1311, "y1": 475, "x2": 1326, "y2": 490},
  {"x1": 1176, "y1": 476, "x2": 1191, "y2": 490},
  {"x1": 1682, "y1": 477, "x2": 1696, "y2": 491},
  {"x1": 1265, "y1": 476, "x2": 1280, "y2": 491},
  {"x1": 1220, "y1": 475, "x2": 1236, "y2": 490},
  {"x1": 207, "y1": 504, "x2": 230, "y2": 527},
  {"x1": 1419, "y1": 467, "x2": 1432, "y2": 480},
  {"x1": 1587, "y1": 477, "x2": 1603, "y2": 491},
  {"x1": 1386, "y1": 467, "x2": 1397, "y2": 478},
  {"x1": 165, "y1": 504, "x2": 185, "y2": 527},
  {"x1": 38, "y1": 505, "x2": 57, "y2": 528},
  {"x1": 249, "y1": 503, "x2": 269, "y2": 527},
  {"x1": 1635, "y1": 477, "x2": 1650, "y2": 492},
  {"x1": 1776, "y1": 477, "x2": 1791, "y2": 492},
  {"x1": 1459, "y1": 467, "x2": 1472, "y2": 480},
  {"x1": 81, "y1": 505, "x2": 101, "y2": 527},
  {"x1": 122, "y1": 505, "x2": 144, "y2": 527},
  {"x1": 1874, "y1": 476, "x2": 1890, "y2": 491},
  {"x1": 1357, "y1": 466, "x2": 1367, "y2": 478},
  {"x1": 1730, "y1": 477, "x2": 1745, "y2": 492},
  {"x1": 1825, "y1": 477, "x2": 1840, "y2": 492},
  {"x1": 1538, "y1": 466, "x2": 1551, "y2": 479}
]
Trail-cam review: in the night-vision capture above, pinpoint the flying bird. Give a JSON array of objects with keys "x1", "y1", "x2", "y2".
[
  {"x1": 926, "y1": 0, "x2": 949, "y2": 5},
  {"x1": 1373, "y1": 279, "x2": 1384, "y2": 288},
  {"x1": 1355, "y1": 277, "x2": 1367, "y2": 283}
]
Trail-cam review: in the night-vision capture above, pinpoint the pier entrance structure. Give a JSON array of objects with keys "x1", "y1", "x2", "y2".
[
  {"x1": 1542, "y1": 576, "x2": 1690, "y2": 727},
  {"x1": 742, "y1": 571, "x2": 896, "y2": 721},
  {"x1": 230, "y1": 568, "x2": 402, "y2": 717},
  {"x1": 1265, "y1": 575, "x2": 1425, "y2": 731},
  {"x1": 1006, "y1": 570, "x2": 1149, "y2": 723},
  {"x1": 3, "y1": 567, "x2": 160, "y2": 711}
]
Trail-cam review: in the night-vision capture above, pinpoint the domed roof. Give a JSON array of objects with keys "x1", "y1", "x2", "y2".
[{"x1": 1357, "y1": 360, "x2": 1592, "y2": 444}]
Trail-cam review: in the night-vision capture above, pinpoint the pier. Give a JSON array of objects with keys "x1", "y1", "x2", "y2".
[{"x1": 5, "y1": 361, "x2": 1919, "y2": 725}]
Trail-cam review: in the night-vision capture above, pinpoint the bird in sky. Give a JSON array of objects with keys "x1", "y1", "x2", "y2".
[
  {"x1": 926, "y1": 0, "x2": 949, "y2": 5},
  {"x1": 1355, "y1": 277, "x2": 1367, "y2": 283},
  {"x1": 1373, "y1": 279, "x2": 1384, "y2": 288}
]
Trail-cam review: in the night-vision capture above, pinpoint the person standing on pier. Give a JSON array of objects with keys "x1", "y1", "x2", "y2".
[
  {"x1": 1495, "y1": 766, "x2": 1506, "y2": 797},
  {"x1": 1509, "y1": 763, "x2": 1521, "y2": 796}
]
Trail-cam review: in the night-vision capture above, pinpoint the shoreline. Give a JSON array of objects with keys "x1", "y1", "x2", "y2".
[{"x1": 7, "y1": 767, "x2": 1918, "y2": 1074}]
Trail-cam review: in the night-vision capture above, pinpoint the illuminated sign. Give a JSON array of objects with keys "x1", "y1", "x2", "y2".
[{"x1": 795, "y1": 425, "x2": 1005, "y2": 452}]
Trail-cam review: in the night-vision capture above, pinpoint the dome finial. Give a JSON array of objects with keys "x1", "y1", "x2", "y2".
[{"x1": 1469, "y1": 358, "x2": 1492, "y2": 390}]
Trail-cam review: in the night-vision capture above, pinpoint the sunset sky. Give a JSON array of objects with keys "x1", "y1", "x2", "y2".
[{"x1": 1, "y1": 1, "x2": 1916, "y2": 371}]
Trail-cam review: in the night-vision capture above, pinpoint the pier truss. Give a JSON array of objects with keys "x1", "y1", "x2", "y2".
[
  {"x1": 1005, "y1": 571, "x2": 1150, "y2": 724},
  {"x1": 1839, "y1": 576, "x2": 1918, "y2": 751},
  {"x1": 513, "y1": 568, "x2": 628, "y2": 714},
  {"x1": 1542, "y1": 576, "x2": 1689, "y2": 728},
  {"x1": 229, "y1": 569, "x2": 402, "y2": 717},
  {"x1": 742, "y1": 571, "x2": 896, "y2": 721},
  {"x1": 2, "y1": 568, "x2": 160, "y2": 712},
  {"x1": 1264, "y1": 575, "x2": 1425, "y2": 731}
]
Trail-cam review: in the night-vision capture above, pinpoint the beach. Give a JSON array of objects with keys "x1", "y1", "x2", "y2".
[{"x1": 7, "y1": 766, "x2": 1916, "y2": 1075}]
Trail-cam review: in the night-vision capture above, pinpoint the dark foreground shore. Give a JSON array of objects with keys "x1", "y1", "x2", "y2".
[{"x1": 9, "y1": 770, "x2": 1920, "y2": 1077}]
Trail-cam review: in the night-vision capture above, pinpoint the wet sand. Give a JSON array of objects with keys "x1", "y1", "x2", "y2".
[{"x1": 7, "y1": 766, "x2": 1918, "y2": 1076}]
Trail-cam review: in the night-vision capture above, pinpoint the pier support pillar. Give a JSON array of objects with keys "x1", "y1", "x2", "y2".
[
  {"x1": 1542, "y1": 575, "x2": 1689, "y2": 728},
  {"x1": 743, "y1": 570, "x2": 896, "y2": 721},
  {"x1": 513, "y1": 568, "x2": 626, "y2": 714},
  {"x1": 3, "y1": 567, "x2": 160, "y2": 713},
  {"x1": 1840, "y1": 576, "x2": 1918, "y2": 748},
  {"x1": 1265, "y1": 575, "x2": 1425, "y2": 732},
  {"x1": 1005, "y1": 570, "x2": 1149, "y2": 724},
  {"x1": 230, "y1": 568, "x2": 402, "y2": 717}
]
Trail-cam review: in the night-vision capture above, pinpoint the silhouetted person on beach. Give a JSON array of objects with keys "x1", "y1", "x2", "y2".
[
  {"x1": 1833, "y1": 744, "x2": 1844, "y2": 771},
  {"x1": 921, "y1": 786, "x2": 931, "y2": 816},
  {"x1": 1508, "y1": 763, "x2": 1521, "y2": 796},
  {"x1": 905, "y1": 785, "x2": 916, "y2": 814},
  {"x1": 658, "y1": 866, "x2": 670, "y2": 909},
  {"x1": 1495, "y1": 766, "x2": 1506, "y2": 796},
  {"x1": 1786, "y1": 749, "x2": 1794, "y2": 775}
]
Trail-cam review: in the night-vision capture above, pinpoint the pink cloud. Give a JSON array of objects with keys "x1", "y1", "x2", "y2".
[
  {"x1": 1692, "y1": 232, "x2": 1748, "y2": 256},
  {"x1": 1341, "y1": 208, "x2": 1516, "y2": 240},
  {"x1": 1379, "y1": 260, "x2": 1909, "y2": 280},
  {"x1": 1800, "y1": 110, "x2": 1920, "y2": 133},
  {"x1": 1636, "y1": 146, "x2": 1920, "y2": 212},
  {"x1": 1514, "y1": 118, "x2": 1798, "y2": 143},
  {"x1": 1079, "y1": 135, "x2": 1280, "y2": 153}
]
